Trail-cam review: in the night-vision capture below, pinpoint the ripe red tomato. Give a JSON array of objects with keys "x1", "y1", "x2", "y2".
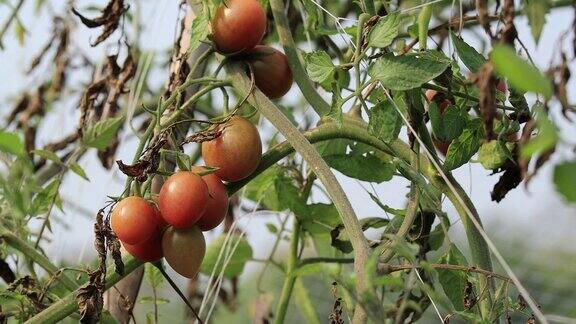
[
  {"x1": 248, "y1": 45, "x2": 293, "y2": 99},
  {"x1": 202, "y1": 116, "x2": 262, "y2": 182},
  {"x1": 433, "y1": 138, "x2": 450, "y2": 156},
  {"x1": 190, "y1": 166, "x2": 229, "y2": 231},
  {"x1": 159, "y1": 171, "x2": 209, "y2": 228},
  {"x1": 111, "y1": 196, "x2": 159, "y2": 245},
  {"x1": 162, "y1": 226, "x2": 206, "y2": 278},
  {"x1": 123, "y1": 230, "x2": 163, "y2": 262},
  {"x1": 211, "y1": 0, "x2": 267, "y2": 54}
]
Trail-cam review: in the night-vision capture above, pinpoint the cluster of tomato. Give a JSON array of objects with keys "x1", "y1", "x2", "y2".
[
  {"x1": 111, "y1": 116, "x2": 262, "y2": 278},
  {"x1": 110, "y1": 0, "x2": 292, "y2": 279},
  {"x1": 212, "y1": 0, "x2": 293, "y2": 99},
  {"x1": 425, "y1": 79, "x2": 508, "y2": 156}
]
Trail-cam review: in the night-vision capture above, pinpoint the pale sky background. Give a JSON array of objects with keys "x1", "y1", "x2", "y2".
[{"x1": 1, "y1": 0, "x2": 575, "y2": 292}]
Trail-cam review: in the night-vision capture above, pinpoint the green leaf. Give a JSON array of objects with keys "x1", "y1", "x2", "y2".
[
  {"x1": 15, "y1": 18, "x2": 26, "y2": 46},
  {"x1": 301, "y1": 203, "x2": 341, "y2": 234},
  {"x1": 304, "y1": 51, "x2": 336, "y2": 84},
  {"x1": 69, "y1": 163, "x2": 90, "y2": 181},
  {"x1": 368, "y1": 13, "x2": 401, "y2": 48},
  {"x1": 553, "y1": 161, "x2": 576, "y2": 203},
  {"x1": 293, "y1": 279, "x2": 321, "y2": 324},
  {"x1": 200, "y1": 234, "x2": 253, "y2": 278},
  {"x1": 0, "y1": 131, "x2": 25, "y2": 156},
  {"x1": 31, "y1": 149, "x2": 61, "y2": 164},
  {"x1": 30, "y1": 179, "x2": 60, "y2": 215},
  {"x1": 429, "y1": 103, "x2": 466, "y2": 142},
  {"x1": 491, "y1": 45, "x2": 553, "y2": 98},
  {"x1": 188, "y1": 8, "x2": 210, "y2": 54},
  {"x1": 524, "y1": 0, "x2": 549, "y2": 44},
  {"x1": 145, "y1": 263, "x2": 164, "y2": 288},
  {"x1": 450, "y1": 32, "x2": 486, "y2": 73},
  {"x1": 478, "y1": 140, "x2": 512, "y2": 170},
  {"x1": 265, "y1": 223, "x2": 278, "y2": 234},
  {"x1": 324, "y1": 153, "x2": 394, "y2": 183},
  {"x1": 521, "y1": 106, "x2": 558, "y2": 157},
  {"x1": 437, "y1": 244, "x2": 468, "y2": 311},
  {"x1": 444, "y1": 120, "x2": 484, "y2": 171},
  {"x1": 369, "y1": 52, "x2": 449, "y2": 90},
  {"x1": 82, "y1": 117, "x2": 124, "y2": 150},
  {"x1": 368, "y1": 99, "x2": 402, "y2": 142}
]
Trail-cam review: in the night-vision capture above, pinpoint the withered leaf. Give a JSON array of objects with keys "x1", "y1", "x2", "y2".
[
  {"x1": 71, "y1": 0, "x2": 129, "y2": 47},
  {"x1": 477, "y1": 62, "x2": 497, "y2": 140},
  {"x1": 116, "y1": 160, "x2": 151, "y2": 178},
  {"x1": 77, "y1": 271, "x2": 104, "y2": 324}
]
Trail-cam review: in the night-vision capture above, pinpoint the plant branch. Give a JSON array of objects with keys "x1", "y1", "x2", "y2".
[
  {"x1": 226, "y1": 63, "x2": 370, "y2": 323},
  {"x1": 273, "y1": 217, "x2": 301, "y2": 324},
  {"x1": 0, "y1": 231, "x2": 78, "y2": 291},
  {"x1": 0, "y1": 0, "x2": 25, "y2": 49},
  {"x1": 24, "y1": 257, "x2": 142, "y2": 324}
]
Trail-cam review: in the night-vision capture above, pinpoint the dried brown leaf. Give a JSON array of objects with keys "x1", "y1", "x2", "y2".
[
  {"x1": 71, "y1": 0, "x2": 129, "y2": 47},
  {"x1": 477, "y1": 62, "x2": 497, "y2": 140}
]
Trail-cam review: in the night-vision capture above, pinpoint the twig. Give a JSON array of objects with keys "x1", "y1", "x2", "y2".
[{"x1": 0, "y1": 0, "x2": 26, "y2": 49}]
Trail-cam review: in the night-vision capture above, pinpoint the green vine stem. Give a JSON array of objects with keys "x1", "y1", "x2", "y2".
[
  {"x1": 268, "y1": 0, "x2": 330, "y2": 115},
  {"x1": 0, "y1": 231, "x2": 78, "y2": 292},
  {"x1": 24, "y1": 257, "x2": 142, "y2": 324},
  {"x1": 273, "y1": 218, "x2": 301, "y2": 324},
  {"x1": 226, "y1": 64, "x2": 371, "y2": 323}
]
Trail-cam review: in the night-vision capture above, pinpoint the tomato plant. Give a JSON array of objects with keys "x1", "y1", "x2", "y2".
[
  {"x1": 111, "y1": 196, "x2": 160, "y2": 245},
  {"x1": 211, "y1": 0, "x2": 267, "y2": 54},
  {"x1": 159, "y1": 171, "x2": 209, "y2": 228},
  {"x1": 202, "y1": 116, "x2": 262, "y2": 182},
  {"x1": 162, "y1": 226, "x2": 206, "y2": 278},
  {"x1": 2, "y1": 1, "x2": 575, "y2": 324},
  {"x1": 190, "y1": 166, "x2": 229, "y2": 231},
  {"x1": 249, "y1": 45, "x2": 293, "y2": 99}
]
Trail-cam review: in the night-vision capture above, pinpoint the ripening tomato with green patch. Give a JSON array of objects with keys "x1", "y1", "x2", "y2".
[
  {"x1": 202, "y1": 116, "x2": 262, "y2": 182},
  {"x1": 162, "y1": 226, "x2": 206, "y2": 278},
  {"x1": 190, "y1": 166, "x2": 229, "y2": 231},
  {"x1": 248, "y1": 45, "x2": 293, "y2": 99},
  {"x1": 111, "y1": 196, "x2": 159, "y2": 245},
  {"x1": 123, "y1": 230, "x2": 163, "y2": 262},
  {"x1": 211, "y1": 0, "x2": 267, "y2": 54},
  {"x1": 159, "y1": 171, "x2": 209, "y2": 228}
]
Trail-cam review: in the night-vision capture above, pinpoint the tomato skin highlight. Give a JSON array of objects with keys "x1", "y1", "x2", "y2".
[
  {"x1": 202, "y1": 116, "x2": 262, "y2": 182},
  {"x1": 249, "y1": 45, "x2": 293, "y2": 99},
  {"x1": 211, "y1": 0, "x2": 267, "y2": 54},
  {"x1": 191, "y1": 166, "x2": 229, "y2": 231},
  {"x1": 159, "y1": 171, "x2": 209, "y2": 228},
  {"x1": 162, "y1": 226, "x2": 206, "y2": 278},
  {"x1": 123, "y1": 230, "x2": 163, "y2": 262},
  {"x1": 111, "y1": 196, "x2": 159, "y2": 245}
]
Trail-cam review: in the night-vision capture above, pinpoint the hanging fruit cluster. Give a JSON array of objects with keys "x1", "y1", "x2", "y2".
[{"x1": 111, "y1": 115, "x2": 261, "y2": 278}]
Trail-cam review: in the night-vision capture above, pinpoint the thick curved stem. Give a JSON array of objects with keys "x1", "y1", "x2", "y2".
[{"x1": 226, "y1": 64, "x2": 370, "y2": 323}]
